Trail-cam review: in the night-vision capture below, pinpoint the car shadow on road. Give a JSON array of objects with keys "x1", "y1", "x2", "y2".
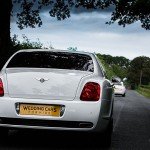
[{"x1": 1, "y1": 129, "x2": 109, "y2": 150}]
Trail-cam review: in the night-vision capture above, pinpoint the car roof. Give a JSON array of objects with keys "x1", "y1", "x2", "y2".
[{"x1": 17, "y1": 49, "x2": 94, "y2": 56}]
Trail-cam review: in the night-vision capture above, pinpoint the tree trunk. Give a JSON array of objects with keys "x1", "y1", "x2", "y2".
[
  {"x1": 139, "y1": 70, "x2": 143, "y2": 86},
  {"x1": 0, "y1": 0, "x2": 12, "y2": 69}
]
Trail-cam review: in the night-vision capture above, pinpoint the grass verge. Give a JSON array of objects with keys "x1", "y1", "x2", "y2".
[{"x1": 137, "y1": 85, "x2": 150, "y2": 99}]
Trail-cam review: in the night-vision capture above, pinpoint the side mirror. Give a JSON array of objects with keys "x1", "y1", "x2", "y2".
[
  {"x1": 110, "y1": 83, "x2": 114, "y2": 87},
  {"x1": 123, "y1": 77, "x2": 127, "y2": 82}
]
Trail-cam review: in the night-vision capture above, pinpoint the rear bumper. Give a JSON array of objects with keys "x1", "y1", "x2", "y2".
[
  {"x1": 114, "y1": 90, "x2": 126, "y2": 95},
  {"x1": 0, "y1": 117, "x2": 93, "y2": 131},
  {"x1": 0, "y1": 97, "x2": 106, "y2": 132}
]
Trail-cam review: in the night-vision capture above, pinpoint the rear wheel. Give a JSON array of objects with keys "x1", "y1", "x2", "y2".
[
  {"x1": 102, "y1": 103, "x2": 114, "y2": 147},
  {"x1": 102, "y1": 118, "x2": 113, "y2": 147},
  {"x1": 0, "y1": 128, "x2": 9, "y2": 137},
  {"x1": 122, "y1": 93, "x2": 126, "y2": 97}
]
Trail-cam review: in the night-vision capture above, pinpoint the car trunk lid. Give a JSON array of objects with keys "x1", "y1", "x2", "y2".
[{"x1": 6, "y1": 68, "x2": 92, "y2": 100}]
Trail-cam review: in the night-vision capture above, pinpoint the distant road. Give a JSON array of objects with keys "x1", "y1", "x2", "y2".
[{"x1": 0, "y1": 90, "x2": 150, "y2": 150}]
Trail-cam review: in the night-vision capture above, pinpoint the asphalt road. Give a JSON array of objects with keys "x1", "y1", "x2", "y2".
[{"x1": 0, "y1": 90, "x2": 150, "y2": 150}]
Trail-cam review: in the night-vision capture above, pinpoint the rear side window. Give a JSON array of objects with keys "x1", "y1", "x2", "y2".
[
  {"x1": 114, "y1": 82, "x2": 122, "y2": 85},
  {"x1": 7, "y1": 51, "x2": 94, "y2": 72}
]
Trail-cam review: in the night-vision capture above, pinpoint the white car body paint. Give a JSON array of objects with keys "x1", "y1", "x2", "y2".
[
  {"x1": 114, "y1": 82, "x2": 126, "y2": 96},
  {"x1": 0, "y1": 49, "x2": 114, "y2": 133}
]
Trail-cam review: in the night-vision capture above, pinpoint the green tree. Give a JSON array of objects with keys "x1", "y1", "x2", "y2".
[
  {"x1": 128, "y1": 56, "x2": 150, "y2": 86},
  {"x1": 97, "y1": 53, "x2": 129, "y2": 80},
  {"x1": 97, "y1": 54, "x2": 114, "y2": 65},
  {"x1": 97, "y1": 54, "x2": 115, "y2": 79},
  {"x1": 112, "y1": 56, "x2": 130, "y2": 68},
  {"x1": 0, "y1": 0, "x2": 150, "y2": 68},
  {"x1": 112, "y1": 65, "x2": 127, "y2": 80},
  {"x1": 97, "y1": 54, "x2": 130, "y2": 68},
  {"x1": 11, "y1": 34, "x2": 43, "y2": 52}
]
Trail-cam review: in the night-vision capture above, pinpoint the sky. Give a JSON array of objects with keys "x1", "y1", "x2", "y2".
[{"x1": 11, "y1": 7, "x2": 150, "y2": 60}]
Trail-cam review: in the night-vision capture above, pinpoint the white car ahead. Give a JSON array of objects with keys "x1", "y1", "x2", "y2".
[
  {"x1": 0, "y1": 49, "x2": 114, "y2": 146},
  {"x1": 113, "y1": 82, "x2": 126, "y2": 97}
]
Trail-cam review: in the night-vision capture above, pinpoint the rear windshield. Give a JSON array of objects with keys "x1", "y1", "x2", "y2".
[
  {"x1": 114, "y1": 82, "x2": 122, "y2": 86},
  {"x1": 7, "y1": 51, "x2": 94, "y2": 72}
]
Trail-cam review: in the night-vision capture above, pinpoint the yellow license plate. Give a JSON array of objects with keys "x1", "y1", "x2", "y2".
[{"x1": 19, "y1": 104, "x2": 61, "y2": 117}]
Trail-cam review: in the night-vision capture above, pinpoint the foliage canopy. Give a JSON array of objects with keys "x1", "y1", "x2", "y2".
[
  {"x1": 128, "y1": 56, "x2": 150, "y2": 86},
  {"x1": 13, "y1": 0, "x2": 150, "y2": 30}
]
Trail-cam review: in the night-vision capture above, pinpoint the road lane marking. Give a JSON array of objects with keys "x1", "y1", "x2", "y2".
[{"x1": 113, "y1": 101, "x2": 125, "y2": 132}]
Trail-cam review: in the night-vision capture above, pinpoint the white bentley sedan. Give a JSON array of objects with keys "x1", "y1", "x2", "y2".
[
  {"x1": 0, "y1": 49, "x2": 114, "y2": 146},
  {"x1": 114, "y1": 82, "x2": 126, "y2": 97}
]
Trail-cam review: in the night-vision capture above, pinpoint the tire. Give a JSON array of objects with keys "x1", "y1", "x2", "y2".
[
  {"x1": 102, "y1": 102, "x2": 114, "y2": 147},
  {"x1": 122, "y1": 93, "x2": 126, "y2": 97},
  {"x1": 0, "y1": 128, "x2": 9, "y2": 137},
  {"x1": 102, "y1": 118, "x2": 113, "y2": 147}
]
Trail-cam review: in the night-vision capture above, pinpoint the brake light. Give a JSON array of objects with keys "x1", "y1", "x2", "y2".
[
  {"x1": 0, "y1": 79, "x2": 4, "y2": 96},
  {"x1": 80, "y1": 82, "x2": 100, "y2": 101}
]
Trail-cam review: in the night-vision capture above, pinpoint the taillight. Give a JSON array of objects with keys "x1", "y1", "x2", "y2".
[
  {"x1": 0, "y1": 79, "x2": 4, "y2": 96},
  {"x1": 80, "y1": 82, "x2": 100, "y2": 101}
]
